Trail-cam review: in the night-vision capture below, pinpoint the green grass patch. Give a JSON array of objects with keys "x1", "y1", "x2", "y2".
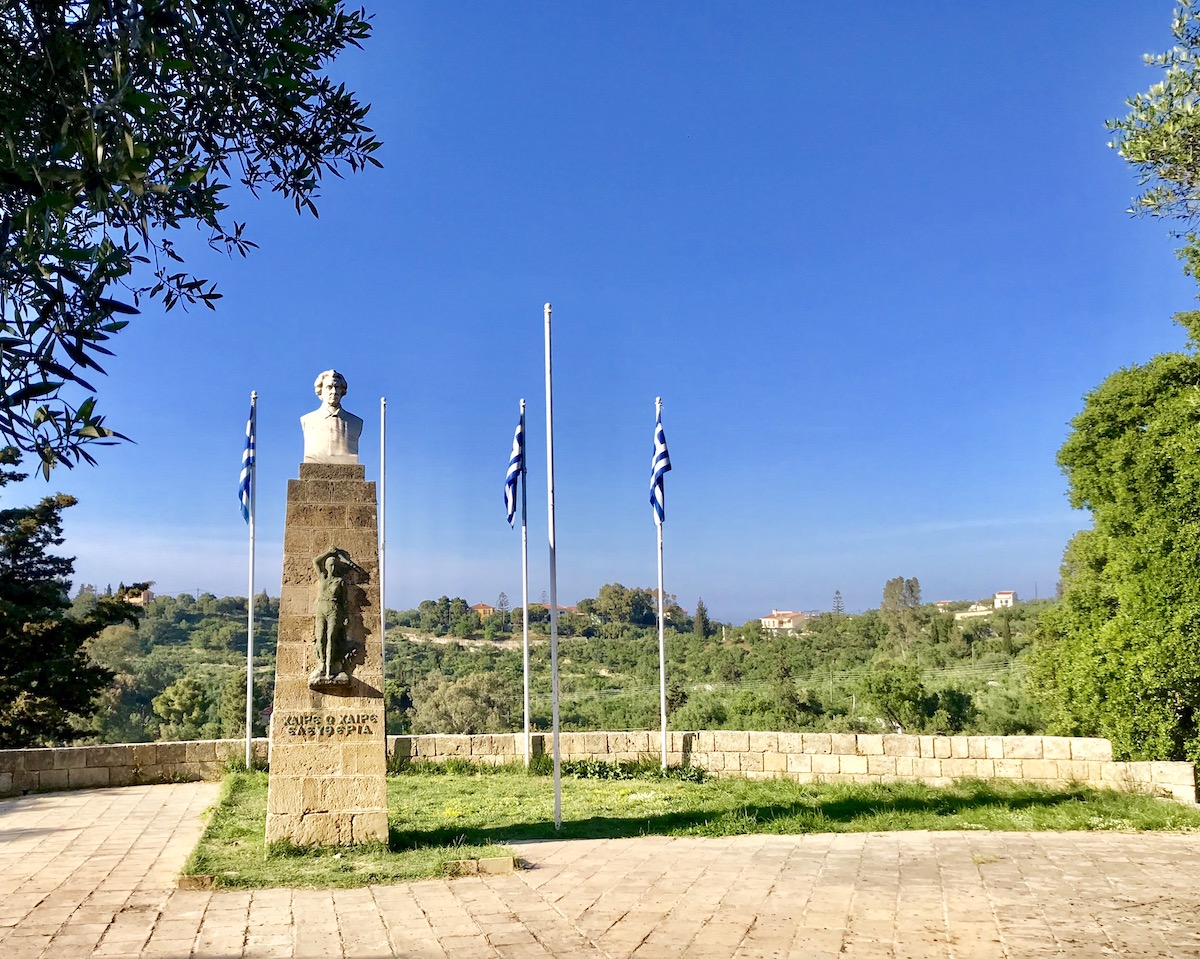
[{"x1": 184, "y1": 764, "x2": 1200, "y2": 888}]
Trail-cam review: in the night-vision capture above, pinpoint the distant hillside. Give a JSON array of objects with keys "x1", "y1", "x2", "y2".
[{"x1": 76, "y1": 585, "x2": 1049, "y2": 743}]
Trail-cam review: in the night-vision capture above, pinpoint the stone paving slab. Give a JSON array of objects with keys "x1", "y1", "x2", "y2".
[{"x1": 5, "y1": 782, "x2": 1200, "y2": 956}]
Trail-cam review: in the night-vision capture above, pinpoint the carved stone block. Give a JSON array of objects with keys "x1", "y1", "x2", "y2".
[{"x1": 266, "y1": 462, "x2": 387, "y2": 846}]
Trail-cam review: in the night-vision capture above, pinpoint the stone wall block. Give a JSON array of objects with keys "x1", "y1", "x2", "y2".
[
  {"x1": 53, "y1": 748, "x2": 87, "y2": 769},
  {"x1": 1022, "y1": 759, "x2": 1060, "y2": 780},
  {"x1": 712, "y1": 731, "x2": 749, "y2": 753},
  {"x1": 1042, "y1": 738, "x2": 1072, "y2": 761},
  {"x1": 747, "y1": 732, "x2": 778, "y2": 754},
  {"x1": 351, "y1": 811, "x2": 389, "y2": 843},
  {"x1": 11, "y1": 769, "x2": 37, "y2": 792},
  {"x1": 434, "y1": 736, "x2": 470, "y2": 757},
  {"x1": 294, "y1": 480, "x2": 335, "y2": 504},
  {"x1": 867, "y1": 755, "x2": 897, "y2": 776},
  {"x1": 829, "y1": 733, "x2": 857, "y2": 755},
  {"x1": 300, "y1": 776, "x2": 386, "y2": 814},
  {"x1": 776, "y1": 732, "x2": 803, "y2": 754},
  {"x1": 811, "y1": 753, "x2": 840, "y2": 775},
  {"x1": 857, "y1": 735, "x2": 884, "y2": 756},
  {"x1": 279, "y1": 590, "x2": 312, "y2": 618},
  {"x1": 1150, "y1": 761, "x2": 1197, "y2": 787},
  {"x1": 22, "y1": 750, "x2": 55, "y2": 771},
  {"x1": 950, "y1": 737, "x2": 970, "y2": 759},
  {"x1": 631, "y1": 731, "x2": 653, "y2": 753},
  {"x1": 38, "y1": 768, "x2": 68, "y2": 790},
  {"x1": 1071, "y1": 738, "x2": 1114, "y2": 762},
  {"x1": 67, "y1": 766, "x2": 109, "y2": 788},
  {"x1": 186, "y1": 741, "x2": 218, "y2": 763},
  {"x1": 299, "y1": 463, "x2": 366, "y2": 482},
  {"x1": 933, "y1": 737, "x2": 952, "y2": 759},
  {"x1": 840, "y1": 755, "x2": 868, "y2": 775},
  {"x1": 801, "y1": 733, "x2": 832, "y2": 754},
  {"x1": 389, "y1": 737, "x2": 413, "y2": 763},
  {"x1": 1001, "y1": 737, "x2": 1044, "y2": 760},
  {"x1": 340, "y1": 483, "x2": 378, "y2": 504},
  {"x1": 787, "y1": 753, "x2": 812, "y2": 774},
  {"x1": 472, "y1": 734, "x2": 516, "y2": 757},
  {"x1": 984, "y1": 737, "x2": 1004, "y2": 759},
  {"x1": 1056, "y1": 760, "x2": 1095, "y2": 781},
  {"x1": 882, "y1": 735, "x2": 920, "y2": 757},
  {"x1": 573, "y1": 732, "x2": 608, "y2": 755},
  {"x1": 345, "y1": 504, "x2": 376, "y2": 527},
  {"x1": 966, "y1": 737, "x2": 987, "y2": 759},
  {"x1": 738, "y1": 752, "x2": 764, "y2": 773}
]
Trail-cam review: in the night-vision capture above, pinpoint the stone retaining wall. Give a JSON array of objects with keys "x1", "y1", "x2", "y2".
[
  {"x1": 389, "y1": 730, "x2": 1199, "y2": 804},
  {"x1": 1, "y1": 732, "x2": 1195, "y2": 804},
  {"x1": 0, "y1": 739, "x2": 267, "y2": 798}
]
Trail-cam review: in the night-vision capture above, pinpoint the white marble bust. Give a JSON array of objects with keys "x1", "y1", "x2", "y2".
[{"x1": 300, "y1": 370, "x2": 363, "y2": 463}]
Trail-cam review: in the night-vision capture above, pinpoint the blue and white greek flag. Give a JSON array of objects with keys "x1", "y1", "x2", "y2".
[
  {"x1": 239, "y1": 405, "x2": 255, "y2": 524},
  {"x1": 504, "y1": 417, "x2": 524, "y2": 526},
  {"x1": 650, "y1": 407, "x2": 671, "y2": 525}
]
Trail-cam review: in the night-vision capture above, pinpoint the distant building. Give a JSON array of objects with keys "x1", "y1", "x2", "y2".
[
  {"x1": 469, "y1": 602, "x2": 496, "y2": 618},
  {"x1": 934, "y1": 600, "x2": 953, "y2": 612},
  {"x1": 123, "y1": 585, "x2": 154, "y2": 607},
  {"x1": 759, "y1": 609, "x2": 808, "y2": 633},
  {"x1": 953, "y1": 603, "x2": 993, "y2": 622},
  {"x1": 994, "y1": 590, "x2": 1016, "y2": 609}
]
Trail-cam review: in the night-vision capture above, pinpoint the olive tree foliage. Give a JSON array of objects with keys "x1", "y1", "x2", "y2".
[
  {"x1": 1108, "y1": 0, "x2": 1200, "y2": 283},
  {"x1": 0, "y1": 1, "x2": 380, "y2": 475},
  {"x1": 1032, "y1": 313, "x2": 1200, "y2": 761}
]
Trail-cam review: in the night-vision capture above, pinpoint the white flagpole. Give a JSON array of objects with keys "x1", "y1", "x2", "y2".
[
  {"x1": 245, "y1": 391, "x2": 257, "y2": 771},
  {"x1": 519, "y1": 398, "x2": 531, "y2": 767},
  {"x1": 544, "y1": 302, "x2": 561, "y2": 829},
  {"x1": 380, "y1": 397, "x2": 387, "y2": 673},
  {"x1": 656, "y1": 397, "x2": 668, "y2": 771}
]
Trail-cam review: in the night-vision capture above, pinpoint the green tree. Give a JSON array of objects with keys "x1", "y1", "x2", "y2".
[
  {"x1": 594, "y1": 583, "x2": 655, "y2": 627},
  {"x1": 859, "y1": 658, "x2": 927, "y2": 733},
  {"x1": 880, "y1": 575, "x2": 921, "y2": 646},
  {"x1": 0, "y1": 450, "x2": 139, "y2": 745},
  {"x1": 1034, "y1": 313, "x2": 1200, "y2": 760},
  {"x1": 409, "y1": 673, "x2": 518, "y2": 735},
  {"x1": 152, "y1": 676, "x2": 216, "y2": 741},
  {"x1": 693, "y1": 597, "x2": 710, "y2": 640},
  {"x1": 1, "y1": 1, "x2": 380, "y2": 473},
  {"x1": 215, "y1": 670, "x2": 270, "y2": 739},
  {"x1": 1107, "y1": 1, "x2": 1200, "y2": 283}
]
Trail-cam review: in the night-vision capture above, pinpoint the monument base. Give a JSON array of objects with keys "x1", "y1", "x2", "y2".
[{"x1": 266, "y1": 463, "x2": 388, "y2": 846}]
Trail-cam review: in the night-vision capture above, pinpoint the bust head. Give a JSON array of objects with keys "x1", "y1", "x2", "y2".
[
  {"x1": 301, "y1": 369, "x2": 362, "y2": 463},
  {"x1": 314, "y1": 370, "x2": 347, "y2": 411}
]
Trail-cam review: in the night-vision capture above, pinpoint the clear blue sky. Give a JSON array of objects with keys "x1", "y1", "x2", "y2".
[{"x1": 17, "y1": 2, "x2": 1200, "y2": 623}]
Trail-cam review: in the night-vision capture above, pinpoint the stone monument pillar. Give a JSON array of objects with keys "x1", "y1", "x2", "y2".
[{"x1": 266, "y1": 371, "x2": 388, "y2": 846}]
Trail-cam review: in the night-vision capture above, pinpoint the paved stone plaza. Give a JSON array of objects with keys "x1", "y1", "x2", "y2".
[{"x1": 3, "y1": 783, "x2": 1200, "y2": 957}]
